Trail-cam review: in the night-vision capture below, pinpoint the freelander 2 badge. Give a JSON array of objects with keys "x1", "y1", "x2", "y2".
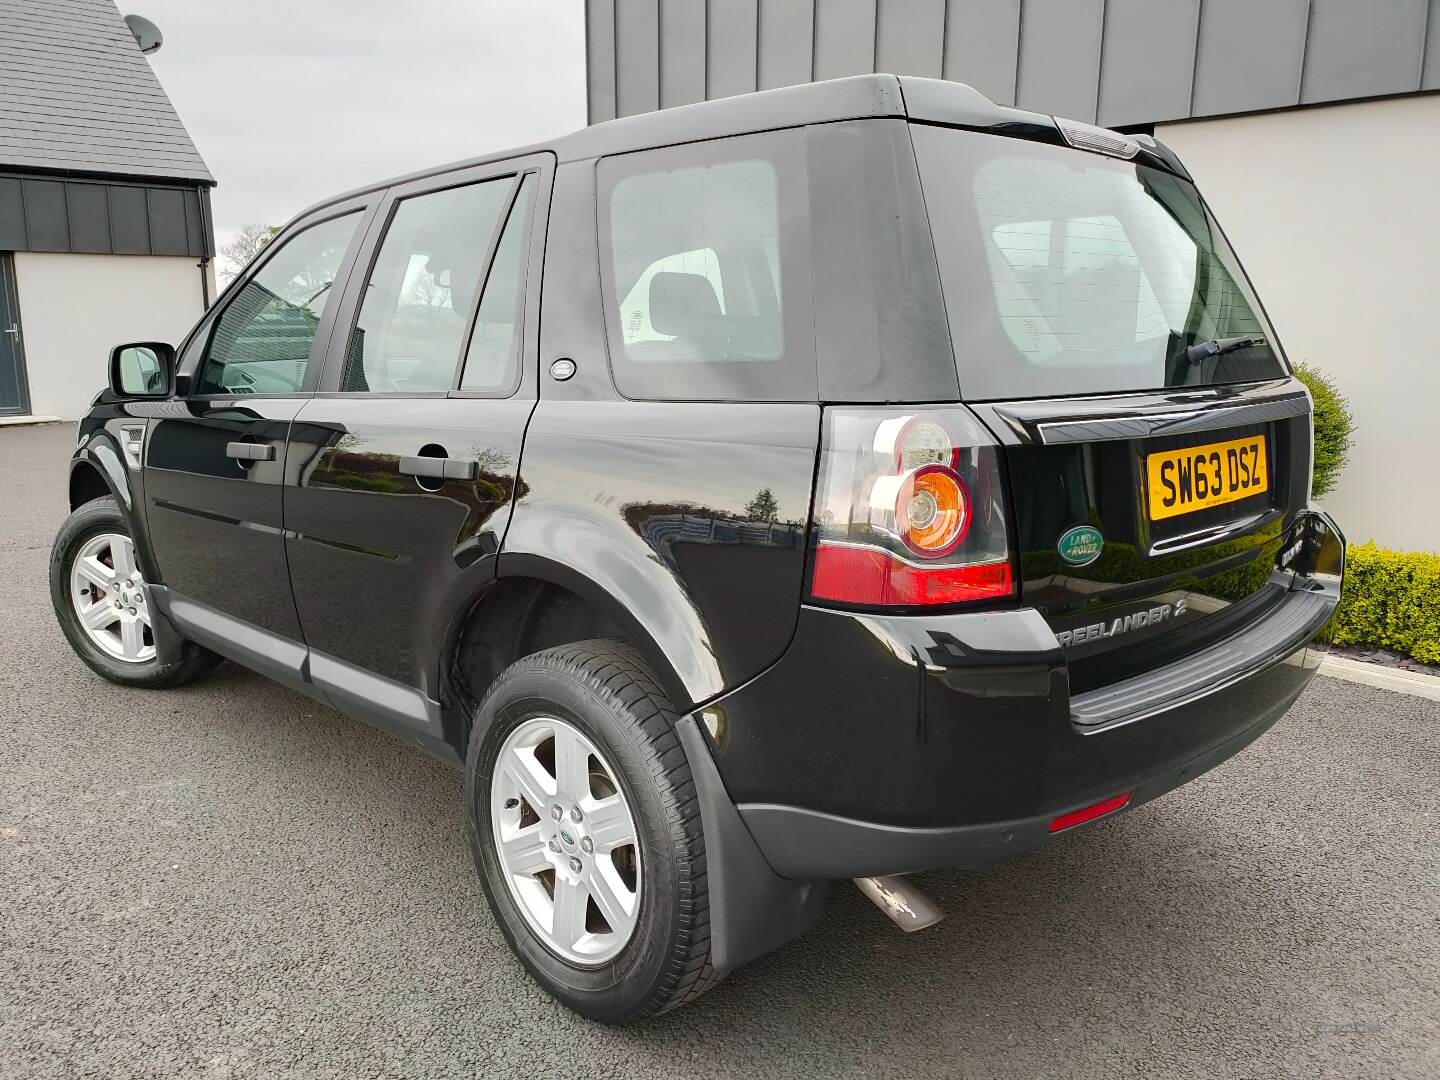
[{"x1": 1057, "y1": 524, "x2": 1104, "y2": 567}]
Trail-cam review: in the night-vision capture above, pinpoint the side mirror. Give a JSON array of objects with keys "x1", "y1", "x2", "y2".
[{"x1": 108, "y1": 342, "x2": 175, "y2": 398}]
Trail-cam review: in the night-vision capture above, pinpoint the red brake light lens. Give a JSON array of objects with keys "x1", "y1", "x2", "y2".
[{"x1": 808, "y1": 407, "x2": 1015, "y2": 609}]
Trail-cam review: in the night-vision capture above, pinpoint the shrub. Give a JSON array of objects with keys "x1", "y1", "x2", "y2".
[
  {"x1": 1323, "y1": 543, "x2": 1440, "y2": 664},
  {"x1": 1291, "y1": 361, "x2": 1354, "y2": 498}
]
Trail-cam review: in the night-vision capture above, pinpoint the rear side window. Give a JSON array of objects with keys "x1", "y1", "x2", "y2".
[
  {"x1": 912, "y1": 125, "x2": 1285, "y2": 400},
  {"x1": 598, "y1": 131, "x2": 815, "y2": 401}
]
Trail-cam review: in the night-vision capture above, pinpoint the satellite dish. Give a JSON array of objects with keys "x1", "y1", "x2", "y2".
[{"x1": 124, "y1": 14, "x2": 164, "y2": 55}]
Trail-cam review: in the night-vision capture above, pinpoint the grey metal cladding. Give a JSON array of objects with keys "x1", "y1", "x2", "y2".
[
  {"x1": 758, "y1": 0, "x2": 815, "y2": 90},
  {"x1": 941, "y1": 0, "x2": 1020, "y2": 105},
  {"x1": 586, "y1": 0, "x2": 619, "y2": 123},
  {"x1": 876, "y1": 0, "x2": 945, "y2": 79},
  {"x1": 814, "y1": 0, "x2": 877, "y2": 81},
  {"x1": 615, "y1": 0, "x2": 660, "y2": 116},
  {"x1": 1015, "y1": 0, "x2": 1104, "y2": 123},
  {"x1": 589, "y1": 0, "x2": 1440, "y2": 128},
  {"x1": 708, "y1": 0, "x2": 759, "y2": 99},
  {"x1": 1300, "y1": 0, "x2": 1430, "y2": 104},
  {"x1": 1097, "y1": 0, "x2": 1200, "y2": 127},
  {"x1": 0, "y1": 173, "x2": 207, "y2": 257},
  {"x1": 0, "y1": 177, "x2": 24, "y2": 249},
  {"x1": 1191, "y1": 0, "x2": 1309, "y2": 115},
  {"x1": 1428, "y1": 0, "x2": 1440, "y2": 90},
  {"x1": 0, "y1": 0, "x2": 212, "y2": 182},
  {"x1": 661, "y1": 0, "x2": 707, "y2": 106}
]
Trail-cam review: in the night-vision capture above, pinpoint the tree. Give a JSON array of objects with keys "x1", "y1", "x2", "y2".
[
  {"x1": 744, "y1": 487, "x2": 779, "y2": 522},
  {"x1": 218, "y1": 223, "x2": 282, "y2": 284}
]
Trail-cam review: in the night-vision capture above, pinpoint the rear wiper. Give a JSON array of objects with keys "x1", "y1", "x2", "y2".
[{"x1": 1183, "y1": 335, "x2": 1265, "y2": 365}]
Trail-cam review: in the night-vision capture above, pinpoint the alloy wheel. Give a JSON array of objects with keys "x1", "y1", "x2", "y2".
[
  {"x1": 68, "y1": 532, "x2": 155, "y2": 663},
  {"x1": 490, "y1": 715, "x2": 642, "y2": 967}
]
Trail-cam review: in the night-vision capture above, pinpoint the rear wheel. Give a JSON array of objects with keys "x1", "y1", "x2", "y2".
[
  {"x1": 50, "y1": 497, "x2": 219, "y2": 688},
  {"x1": 465, "y1": 640, "x2": 719, "y2": 1022}
]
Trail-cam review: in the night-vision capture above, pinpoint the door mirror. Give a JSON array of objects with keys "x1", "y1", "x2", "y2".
[{"x1": 109, "y1": 342, "x2": 175, "y2": 398}]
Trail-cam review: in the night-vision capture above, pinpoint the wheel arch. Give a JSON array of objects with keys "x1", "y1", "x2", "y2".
[{"x1": 444, "y1": 554, "x2": 703, "y2": 720}]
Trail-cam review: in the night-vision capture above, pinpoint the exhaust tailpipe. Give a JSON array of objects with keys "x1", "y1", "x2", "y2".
[{"x1": 853, "y1": 875, "x2": 944, "y2": 932}]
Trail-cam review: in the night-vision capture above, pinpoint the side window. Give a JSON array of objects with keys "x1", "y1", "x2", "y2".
[
  {"x1": 195, "y1": 212, "x2": 360, "y2": 395},
  {"x1": 598, "y1": 131, "x2": 815, "y2": 401},
  {"x1": 340, "y1": 178, "x2": 515, "y2": 394},
  {"x1": 459, "y1": 174, "x2": 535, "y2": 392}
]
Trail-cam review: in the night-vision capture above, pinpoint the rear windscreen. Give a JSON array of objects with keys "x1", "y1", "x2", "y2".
[{"x1": 911, "y1": 125, "x2": 1286, "y2": 401}]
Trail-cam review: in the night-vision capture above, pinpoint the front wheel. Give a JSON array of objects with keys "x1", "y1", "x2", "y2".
[
  {"x1": 49, "y1": 496, "x2": 219, "y2": 688},
  {"x1": 465, "y1": 640, "x2": 719, "y2": 1022}
]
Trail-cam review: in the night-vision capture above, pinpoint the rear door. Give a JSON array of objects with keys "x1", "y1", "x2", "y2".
[
  {"x1": 144, "y1": 202, "x2": 371, "y2": 639},
  {"x1": 282, "y1": 155, "x2": 549, "y2": 702},
  {"x1": 911, "y1": 124, "x2": 1310, "y2": 692}
]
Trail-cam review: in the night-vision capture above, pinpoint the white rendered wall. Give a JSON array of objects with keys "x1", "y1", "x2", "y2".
[
  {"x1": 1158, "y1": 94, "x2": 1440, "y2": 552},
  {"x1": 12, "y1": 253, "x2": 207, "y2": 420}
]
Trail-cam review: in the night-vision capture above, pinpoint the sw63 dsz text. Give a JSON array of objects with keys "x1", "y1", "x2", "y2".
[{"x1": 52, "y1": 76, "x2": 1345, "y2": 1023}]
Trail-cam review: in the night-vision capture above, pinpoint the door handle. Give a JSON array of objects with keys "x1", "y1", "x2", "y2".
[
  {"x1": 398, "y1": 455, "x2": 478, "y2": 481},
  {"x1": 3, "y1": 324, "x2": 18, "y2": 337},
  {"x1": 225, "y1": 441, "x2": 275, "y2": 461}
]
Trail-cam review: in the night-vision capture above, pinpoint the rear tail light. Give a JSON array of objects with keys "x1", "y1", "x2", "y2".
[{"x1": 808, "y1": 406, "x2": 1015, "y2": 608}]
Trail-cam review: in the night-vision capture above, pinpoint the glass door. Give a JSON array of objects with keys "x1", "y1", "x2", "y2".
[{"x1": 0, "y1": 253, "x2": 30, "y2": 415}]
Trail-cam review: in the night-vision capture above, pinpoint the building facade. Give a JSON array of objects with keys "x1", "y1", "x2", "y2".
[
  {"x1": 0, "y1": 0, "x2": 214, "y2": 423},
  {"x1": 585, "y1": 0, "x2": 1440, "y2": 551}
]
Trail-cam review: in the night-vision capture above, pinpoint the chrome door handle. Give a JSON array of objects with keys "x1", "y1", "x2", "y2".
[
  {"x1": 398, "y1": 455, "x2": 477, "y2": 481},
  {"x1": 225, "y1": 441, "x2": 275, "y2": 461}
]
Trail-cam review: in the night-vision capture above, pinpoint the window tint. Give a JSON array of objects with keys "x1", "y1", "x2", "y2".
[
  {"x1": 459, "y1": 173, "x2": 535, "y2": 393},
  {"x1": 340, "y1": 179, "x2": 512, "y2": 393},
  {"x1": 599, "y1": 131, "x2": 815, "y2": 401},
  {"x1": 195, "y1": 212, "x2": 359, "y2": 395},
  {"x1": 912, "y1": 126, "x2": 1283, "y2": 400}
]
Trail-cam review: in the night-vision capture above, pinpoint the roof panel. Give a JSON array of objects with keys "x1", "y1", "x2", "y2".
[{"x1": 0, "y1": 0, "x2": 212, "y2": 182}]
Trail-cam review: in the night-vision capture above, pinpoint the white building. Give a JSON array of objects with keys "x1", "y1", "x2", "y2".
[{"x1": 0, "y1": 0, "x2": 214, "y2": 424}]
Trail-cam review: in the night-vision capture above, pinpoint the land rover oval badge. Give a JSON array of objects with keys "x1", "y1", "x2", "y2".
[{"x1": 1057, "y1": 525, "x2": 1104, "y2": 567}]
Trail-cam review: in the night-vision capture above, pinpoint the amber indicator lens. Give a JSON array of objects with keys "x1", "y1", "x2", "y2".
[{"x1": 900, "y1": 466, "x2": 970, "y2": 556}]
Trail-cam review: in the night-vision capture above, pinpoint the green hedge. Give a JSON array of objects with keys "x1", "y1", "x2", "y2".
[
  {"x1": 1291, "y1": 361, "x2": 1355, "y2": 498},
  {"x1": 1323, "y1": 543, "x2": 1440, "y2": 664}
]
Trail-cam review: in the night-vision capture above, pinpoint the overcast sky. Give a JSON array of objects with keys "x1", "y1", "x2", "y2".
[{"x1": 134, "y1": 1, "x2": 587, "y2": 252}]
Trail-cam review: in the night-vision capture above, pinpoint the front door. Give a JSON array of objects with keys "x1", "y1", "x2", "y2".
[
  {"x1": 283, "y1": 156, "x2": 550, "y2": 703},
  {"x1": 0, "y1": 253, "x2": 30, "y2": 415},
  {"x1": 144, "y1": 203, "x2": 371, "y2": 639}
]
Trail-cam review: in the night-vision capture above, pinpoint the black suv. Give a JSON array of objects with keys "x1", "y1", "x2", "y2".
[{"x1": 50, "y1": 76, "x2": 1344, "y2": 1023}]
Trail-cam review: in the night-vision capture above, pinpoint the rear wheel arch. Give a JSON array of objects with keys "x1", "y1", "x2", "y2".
[{"x1": 446, "y1": 562, "x2": 696, "y2": 721}]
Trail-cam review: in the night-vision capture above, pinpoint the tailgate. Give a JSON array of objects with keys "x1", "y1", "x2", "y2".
[{"x1": 972, "y1": 380, "x2": 1314, "y2": 694}]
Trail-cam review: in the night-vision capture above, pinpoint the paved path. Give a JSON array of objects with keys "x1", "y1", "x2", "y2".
[{"x1": 2, "y1": 423, "x2": 1437, "y2": 1079}]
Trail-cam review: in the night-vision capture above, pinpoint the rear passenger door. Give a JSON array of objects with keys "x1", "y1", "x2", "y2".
[{"x1": 283, "y1": 155, "x2": 550, "y2": 710}]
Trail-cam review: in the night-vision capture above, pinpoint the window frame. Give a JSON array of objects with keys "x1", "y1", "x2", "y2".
[
  {"x1": 179, "y1": 195, "x2": 376, "y2": 400},
  {"x1": 595, "y1": 129, "x2": 817, "y2": 403},
  {"x1": 313, "y1": 153, "x2": 551, "y2": 401}
]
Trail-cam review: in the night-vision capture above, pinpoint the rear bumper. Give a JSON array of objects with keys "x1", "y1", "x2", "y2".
[{"x1": 702, "y1": 510, "x2": 1343, "y2": 880}]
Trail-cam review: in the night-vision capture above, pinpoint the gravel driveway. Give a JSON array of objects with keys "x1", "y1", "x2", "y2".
[{"x1": 3, "y1": 422, "x2": 1437, "y2": 1080}]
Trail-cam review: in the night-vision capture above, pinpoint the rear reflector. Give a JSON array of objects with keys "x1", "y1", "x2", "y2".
[
  {"x1": 1048, "y1": 792, "x2": 1132, "y2": 833},
  {"x1": 811, "y1": 543, "x2": 1014, "y2": 606}
]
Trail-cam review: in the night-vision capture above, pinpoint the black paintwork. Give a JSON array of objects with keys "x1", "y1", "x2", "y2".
[{"x1": 61, "y1": 72, "x2": 1341, "y2": 940}]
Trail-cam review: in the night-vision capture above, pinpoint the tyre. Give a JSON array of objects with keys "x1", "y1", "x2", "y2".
[
  {"x1": 49, "y1": 496, "x2": 220, "y2": 689},
  {"x1": 465, "y1": 639, "x2": 719, "y2": 1022}
]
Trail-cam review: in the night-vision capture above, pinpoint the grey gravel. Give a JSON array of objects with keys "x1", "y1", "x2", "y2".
[{"x1": 2, "y1": 422, "x2": 1437, "y2": 1080}]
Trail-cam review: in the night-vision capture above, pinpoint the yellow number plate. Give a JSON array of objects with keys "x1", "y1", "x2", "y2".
[{"x1": 1146, "y1": 434, "x2": 1269, "y2": 521}]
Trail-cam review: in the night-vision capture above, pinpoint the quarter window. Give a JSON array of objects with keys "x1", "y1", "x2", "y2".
[
  {"x1": 598, "y1": 131, "x2": 815, "y2": 401},
  {"x1": 195, "y1": 212, "x2": 360, "y2": 395},
  {"x1": 459, "y1": 174, "x2": 535, "y2": 393}
]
